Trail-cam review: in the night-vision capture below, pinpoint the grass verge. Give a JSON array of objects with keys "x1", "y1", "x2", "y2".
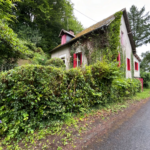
[{"x1": 0, "y1": 89, "x2": 150, "y2": 150}]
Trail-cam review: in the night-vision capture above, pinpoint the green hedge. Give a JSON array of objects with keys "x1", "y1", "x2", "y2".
[
  {"x1": 140, "y1": 72, "x2": 150, "y2": 88},
  {"x1": 111, "y1": 78, "x2": 141, "y2": 102},
  {"x1": 0, "y1": 61, "x2": 141, "y2": 140},
  {"x1": 45, "y1": 58, "x2": 66, "y2": 68}
]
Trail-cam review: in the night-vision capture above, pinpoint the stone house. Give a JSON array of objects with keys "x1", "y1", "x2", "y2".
[{"x1": 50, "y1": 8, "x2": 141, "y2": 79}]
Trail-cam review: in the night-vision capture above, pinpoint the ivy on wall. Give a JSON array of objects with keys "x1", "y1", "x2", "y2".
[
  {"x1": 70, "y1": 11, "x2": 123, "y2": 67},
  {"x1": 131, "y1": 52, "x2": 134, "y2": 78},
  {"x1": 108, "y1": 11, "x2": 123, "y2": 61},
  {"x1": 120, "y1": 48, "x2": 126, "y2": 78}
]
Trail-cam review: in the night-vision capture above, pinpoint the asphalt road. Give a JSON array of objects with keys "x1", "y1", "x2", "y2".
[{"x1": 85, "y1": 99, "x2": 150, "y2": 150}]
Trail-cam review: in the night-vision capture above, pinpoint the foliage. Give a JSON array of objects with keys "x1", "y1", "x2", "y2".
[
  {"x1": 84, "y1": 61, "x2": 122, "y2": 104},
  {"x1": 31, "y1": 53, "x2": 48, "y2": 65},
  {"x1": 140, "y1": 72, "x2": 150, "y2": 88},
  {"x1": 120, "y1": 48, "x2": 126, "y2": 77},
  {"x1": 0, "y1": 0, "x2": 19, "y2": 21},
  {"x1": 15, "y1": 25, "x2": 42, "y2": 45},
  {"x1": 128, "y1": 5, "x2": 150, "y2": 47},
  {"x1": 0, "y1": 61, "x2": 141, "y2": 142},
  {"x1": 131, "y1": 52, "x2": 134, "y2": 78},
  {"x1": 140, "y1": 51, "x2": 150, "y2": 72},
  {"x1": 108, "y1": 11, "x2": 122, "y2": 60},
  {"x1": 45, "y1": 58, "x2": 66, "y2": 68},
  {"x1": 132, "y1": 88, "x2": 150, "y2": 100},
  {"x1": 11, "y1": 0, "x2": 84, "y2": 52},
  {"x1": 0, "y1": 65, "x2": 67, "y2": 140},
  {"x1": 0, "y1": 20, "x2": 34, "y2": 65},
  {"x1": 112, "y1": 78, "x2": 141, "y2": 102},
  {"x1": 70, "y1": 11, "x2": 123, "y2": 68}
]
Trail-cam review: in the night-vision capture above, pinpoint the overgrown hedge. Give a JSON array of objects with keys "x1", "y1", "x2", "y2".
[
  {"x1": 45, "y1": 58, "x2": 66, "y2": 68},
  {"x1": 0, "y1": 61, "x2": 141, "y2": 140},
  {"x1": 141, "y1": 72, "x2": 150, "y2": 88}
]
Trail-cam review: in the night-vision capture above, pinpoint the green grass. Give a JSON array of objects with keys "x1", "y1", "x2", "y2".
[{"x1": 132, "y1": 88, "x2": 150, "y2": 101}]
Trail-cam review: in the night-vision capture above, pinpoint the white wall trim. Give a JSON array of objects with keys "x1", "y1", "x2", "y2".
[{"x1": 59, "y1": 54, "x2": 66, "y2": 66}]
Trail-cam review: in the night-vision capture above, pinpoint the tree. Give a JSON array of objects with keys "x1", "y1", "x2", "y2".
[
  {"x1": 15, "y1": 25, "x2": 42, "y2": 45},
  {"x1": 0, "y1": 0, "x2": 35, "y2": 65},
  {"x1": 0, "y1": 20, "x2": 34, "y2": 65},
  {"x1": 140, "y1": 51, "x2": 150, "y2": 72},
  {"x1": 11, "y1": 0, "x2": 84, "y2": 52},
  {"x1": 0, "y1": 0, "x2": 14, "y2": 20},
  {"x1": 128, "y1": 5, "x2": 150, "y2": 47}
]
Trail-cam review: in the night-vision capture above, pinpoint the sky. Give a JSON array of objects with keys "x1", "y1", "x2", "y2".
[{"x1": 70, "y1": 0, "x2": 150, "y2": 59}]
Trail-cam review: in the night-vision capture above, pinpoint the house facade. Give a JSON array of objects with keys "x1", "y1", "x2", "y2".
[{"x1": 50, "y1": 8, "x2": 141, "y2": 79}]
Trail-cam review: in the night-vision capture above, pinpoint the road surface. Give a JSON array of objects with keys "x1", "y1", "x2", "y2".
[{"x1": 85, "y1": 99, "x2": 150, "y2": 150}]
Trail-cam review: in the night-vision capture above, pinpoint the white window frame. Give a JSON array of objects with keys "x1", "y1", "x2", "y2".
[{"x1": 59, "y1": 54, "x2": 66, "y2": 66}]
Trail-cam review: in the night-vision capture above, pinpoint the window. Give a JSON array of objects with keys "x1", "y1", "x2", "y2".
[
  {"x1": 59, "y1": 54, "x2": 66, "y2": 65},
  {"x1": 121, "y1": 31, "x2": 124, "y2": 45},
  {"x1": 73, "y1": 53, "x2": 82, "y2": 68},
  {"x1": 127, "y1": 58, "x2": 130, "y2": 71},
  {"x1": 135, "y1": 62, "x2": 138, "y2": 71},
  {"x1": 117, "y1": 53, "x2": 121, "y2": 67}
]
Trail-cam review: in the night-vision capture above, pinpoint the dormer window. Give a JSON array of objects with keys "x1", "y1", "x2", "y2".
[{"x1": 59, "y1": 29, "x2": 75, "y2": 45}]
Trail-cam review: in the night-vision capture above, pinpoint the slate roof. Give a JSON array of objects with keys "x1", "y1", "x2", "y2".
[
  {"x1": 59, "y1": 29, "x2": 75, "y2": 38},
  {"x1": 134, "y1": 54, "x2": 141, "y2": 62},
  {"x1": 51, "y1": 8, "x2": 136, "y2": 54}
]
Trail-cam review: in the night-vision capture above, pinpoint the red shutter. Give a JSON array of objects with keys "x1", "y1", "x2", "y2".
[
  {"x1": 135, "y1": 62, "x2": 138, "y2": 71},
  {"x1": 80, "y1": 53, "x2": 82, "y2": 66},
  {"x1": 129, "y1": 59, "x2": 130, "y2": 70},
  {"x1": 117, "y1": 53, "x2": 121, "y2": 67},
  {"x1": 127, "y1": 58, "x2": 130, "y2": 71},
  {"x1": 127, "y1": 59, "x2": 129, "y2": 70},
  {"x1": 73, "y1": 53, "x2": 77, "y2": 68}
]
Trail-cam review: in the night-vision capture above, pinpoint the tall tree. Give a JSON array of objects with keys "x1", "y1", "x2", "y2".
[
  {"x1": 11, "y1": 0, "x2": 84, "y2": 52},
  {"x1": 0, "y1": 0, "x2": 15, "y2": 21},
  {"x1": 128, "y1": 5, "x2": 150, "y2": 47},
  {"x1": 0, "y1": 0, "x2": 34, "y2": 65},
  {"x1": 140, "y1": 51, "x2": 150, "y2": 72}
]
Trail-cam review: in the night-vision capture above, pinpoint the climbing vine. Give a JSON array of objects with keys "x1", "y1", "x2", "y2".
[
  {"x1": 131, "y1": 52, "x2": 134, "y2": 78},
  {"x1": 120, "y1": 48, "x2": 126, "y2": 78},
  {"x1": 70, "y1": 11, "x2": 123, "y2": 67},
  {"x1": 108, "y1": 11, "x2": 123, "y2": 60}
]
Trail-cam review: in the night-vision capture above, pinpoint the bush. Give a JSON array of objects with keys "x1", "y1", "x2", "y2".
[
  {"x1": 111, "y1": 78, "x2": 141, "y2": 102},
  {"x1": 0, "y1": 65, "x2": 67, "y2": 139},
  {"x1": 0, "y1": 61, "x2": 141, "y2": 140},
  {"x1": 31, "y1": 53, "x2": 48, "y2": 65},
  {"x1": 65, "y1": 68, "x2": 102, "y2": 111},
  {"x1": 45, "y1": 58, "x2": 66, "y2": 68},
  {"x1": 140, "y1": 72, "x2": 150, "y2": 88}
]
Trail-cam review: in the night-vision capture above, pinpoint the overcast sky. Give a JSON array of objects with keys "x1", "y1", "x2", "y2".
[{"x1": 71, "y1": 0, "x2": 150, "y2": 58}]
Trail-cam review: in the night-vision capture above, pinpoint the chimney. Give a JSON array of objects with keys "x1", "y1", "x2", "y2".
[{"x1": 69, "y1": 30, "x2": 74, "y2": 36}]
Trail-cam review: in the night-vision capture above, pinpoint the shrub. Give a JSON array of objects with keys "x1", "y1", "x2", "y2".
[
  {"x1": 65, "y1": 68, "x2": 102, "y2": 111},
  {"x1": 111, "y1": 78, "x2": 141, "y2": 102},
  {"x1": 31, "y1": 53, "x2": 48, "y2": 65},
  {"x1": 140, "y1": 72, "x2": 150, "y2": 88},
  {"x1": 84, "y1": 61, "x2": 121, "y2": 105},
  {"x1": 0, "y1": 61, "x2": 142, "y2": 141},
  {"x1": 0, "y1": 65, "x2": 67, "y2": 139},
  {"x1": 45, "y1": 58, "x2": 66, "y2": 68}
]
